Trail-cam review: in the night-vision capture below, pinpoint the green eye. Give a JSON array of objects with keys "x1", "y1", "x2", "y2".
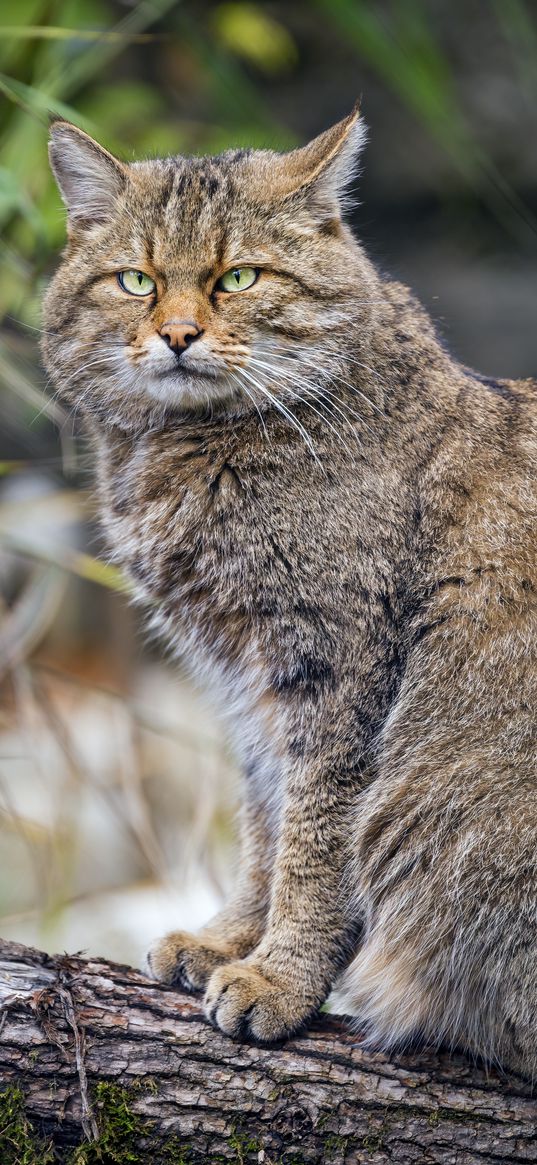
[
  {"x1": 118, "y1": 270, "x2": 156, "y2": 296},
  {"x1": 217, "y1": 267, "x2": 258, "y2": 293}
]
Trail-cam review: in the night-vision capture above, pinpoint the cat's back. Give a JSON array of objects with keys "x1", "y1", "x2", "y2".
[
  {"x1": 414, "y1": 366, "x2": 537, "y2": 666},
  {"x1": 427, "y1": 367, "x2": 537, "y2": 534}
]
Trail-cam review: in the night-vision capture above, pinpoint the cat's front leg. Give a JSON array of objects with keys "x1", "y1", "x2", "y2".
[
  {"x1": 147, "y1": 785, "x2": 275, "y2": 993},
  {"x1": 203, "y1": 760, "x2": 361, "y2": 1040}
]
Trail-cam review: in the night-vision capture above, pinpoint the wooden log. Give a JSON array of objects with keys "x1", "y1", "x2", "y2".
[{"x1": 0, "y1": 938, "x2": 536, "y2": 1163}]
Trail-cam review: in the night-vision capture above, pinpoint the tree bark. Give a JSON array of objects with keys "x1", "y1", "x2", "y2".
[{"x1": 0, "y1": 939, "x2": 536, "y2": 1164}]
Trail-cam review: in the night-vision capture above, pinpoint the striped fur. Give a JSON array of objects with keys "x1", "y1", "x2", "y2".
[{"x1": 42, "y1": 112, "x2": 537, "y2": 1075}]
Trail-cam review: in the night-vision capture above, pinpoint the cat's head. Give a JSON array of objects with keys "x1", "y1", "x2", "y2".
[{"x1": 43, "y1": 109, "x2": 378, "y2": 432}]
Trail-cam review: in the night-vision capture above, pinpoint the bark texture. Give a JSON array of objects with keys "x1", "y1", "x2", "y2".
[{"x1": 0, "y1": 938, "x2": 536, "y2": 1164}]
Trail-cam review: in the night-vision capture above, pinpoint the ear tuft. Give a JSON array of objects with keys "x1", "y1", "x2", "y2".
[
  {"x1": 293, "y1": 106, "x2": 366, "y2": 197},
  {"x1": 48, "y1": 121, "x2": 126, "y2": 228},
  {"x1": 253, "y1": 106, "x2": 367, "y2": 224}
]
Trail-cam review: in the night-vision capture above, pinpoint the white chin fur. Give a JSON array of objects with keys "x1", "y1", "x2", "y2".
[{"x1": 144, "y1": 371, "x2": 235, "y2": 411}]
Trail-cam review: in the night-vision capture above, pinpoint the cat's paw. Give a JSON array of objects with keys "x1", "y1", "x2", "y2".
[
  {"x1": 146, "y1": 930, "x2": 233, "y2": 993},
  {"x1": 204, "y1": 960, "x2": 315, "y2": 1042}
]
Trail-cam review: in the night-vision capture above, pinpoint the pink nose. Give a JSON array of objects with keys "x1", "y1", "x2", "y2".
[{"x1": 159, "y1": 319, "x2": 203, "y2": 353}]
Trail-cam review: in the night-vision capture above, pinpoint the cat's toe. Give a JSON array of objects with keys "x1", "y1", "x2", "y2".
[
  {"x1": 146, "y1": 930, "x2": 231, "y2": 993},
  {"x1": 204, "y1": 961, "x2": 314, "y2": 1042}
]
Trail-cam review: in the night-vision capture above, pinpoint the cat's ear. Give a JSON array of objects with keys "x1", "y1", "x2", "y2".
[
  {"x1": 48, "y1": 120, "x2": 127, "y2": 228},
  {"x1": 268, "y1": 107, "x2": 366, "y2": 223}
]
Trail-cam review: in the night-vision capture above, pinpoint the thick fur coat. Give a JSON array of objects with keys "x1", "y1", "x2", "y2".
[{"x1": 42, "y1": 111, "x2": 537, "y2": 1077}]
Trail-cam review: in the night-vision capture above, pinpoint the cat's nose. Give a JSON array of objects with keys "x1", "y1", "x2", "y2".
[{"x1": 159, "y1": 319, "x2": 203, "y2": 354}]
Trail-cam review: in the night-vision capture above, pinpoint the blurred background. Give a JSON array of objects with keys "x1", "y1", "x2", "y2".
[{"x1": 1, "y1": 0, "x2": 536, "y2": 966}]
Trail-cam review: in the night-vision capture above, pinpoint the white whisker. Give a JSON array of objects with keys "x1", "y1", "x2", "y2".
[
  {"x1": 247, "y1": 349, "x2": 377, "y2": 443},
  {"x1": 253, "y1": 340, "x2": 386, "y2": 418},
  {"x1": 227, "y1": 369, "x2": 271, "y2": 444},
  {"x1": 246, "y1": 354, "x2": 361, "y2": 451},
  {"x1": 235, "y1": 366, "x2": 323, "y2": 468}
]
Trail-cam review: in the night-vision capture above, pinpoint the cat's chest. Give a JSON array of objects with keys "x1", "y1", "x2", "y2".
[
  {"x1": 97, "y1": 426, "x2": 410, "y2": 675},
  {"x1": 101, "y1": 434, "x2": 259, "y2": 602}
]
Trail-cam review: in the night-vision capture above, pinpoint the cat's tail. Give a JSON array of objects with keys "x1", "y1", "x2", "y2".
[{"x1": 333, "y1": 780, "x2": 537, "y2": 1081}]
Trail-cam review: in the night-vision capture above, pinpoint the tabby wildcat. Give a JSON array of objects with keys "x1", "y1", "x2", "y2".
[{"x1": 43, "y1": 110, "x2": 537, "y2": 1077}]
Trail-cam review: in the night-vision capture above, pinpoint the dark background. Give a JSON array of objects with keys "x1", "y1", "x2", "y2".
[{"x1": 0, "y1": 0, "x2": 535, "y2": 959}]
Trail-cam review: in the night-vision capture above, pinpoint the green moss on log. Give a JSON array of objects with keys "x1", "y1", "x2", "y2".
[
  {"x1": 0, "y1": 1082, "x2": 304, "y2": 1165},
  {"x1": 0, "y1": 1082, "x2": 195, "y2": 1165},
  {"x1": 0, "y1": 1085, "x2": 55, "y2": 1165}
]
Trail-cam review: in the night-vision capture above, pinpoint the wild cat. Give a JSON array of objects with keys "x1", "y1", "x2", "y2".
[{"x1": 42, "y1": 109, "x2": 537, "y2": 1077}]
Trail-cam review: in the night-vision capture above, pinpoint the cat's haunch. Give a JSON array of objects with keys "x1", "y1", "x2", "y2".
[{"x1": 42, "y1": 112, "x2": 537, "y2": 1078}]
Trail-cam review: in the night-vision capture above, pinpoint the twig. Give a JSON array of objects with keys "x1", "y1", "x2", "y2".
[{"x1": 56, "y1": 970, "x2": 99, "y2": 1142}]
